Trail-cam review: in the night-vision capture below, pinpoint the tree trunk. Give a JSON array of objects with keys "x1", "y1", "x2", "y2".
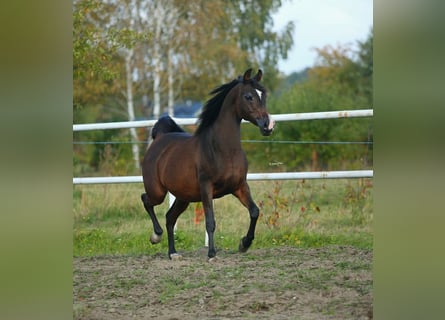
[
  {"x1": 167, "y1": 47, "x2": 174, "y2": 117},
  {"x1": 125, "y1": 49, "x2": 140, "y2": 170},
  {"x1": 152, "y1": 4, "x2": 163, "y2": 120},
  {"x1": 152, "y1": 52, "x2": 161, "y2": 119}
]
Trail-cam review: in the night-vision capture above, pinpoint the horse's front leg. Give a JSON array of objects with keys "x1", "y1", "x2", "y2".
[
  {"x1": 199, "y1": 181, "x2": 217, "y2": 260},
  {"x1": 233, "y1": 182, "x2": 260, "y2": 252}
]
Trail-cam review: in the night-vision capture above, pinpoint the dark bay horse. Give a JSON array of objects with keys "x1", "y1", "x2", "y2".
[{"x1": 141, "y1": 69, "x2": 275, "y2": 260}]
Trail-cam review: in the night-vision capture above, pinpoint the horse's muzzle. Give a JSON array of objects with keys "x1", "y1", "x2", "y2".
[{"x1": 257, "y1": 114, "x2": 275, "y2": 136}]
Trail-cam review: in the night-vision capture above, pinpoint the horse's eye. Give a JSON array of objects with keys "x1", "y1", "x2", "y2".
[{"x1": 244, "y1": 94, "x2": 253, "y2": 101}]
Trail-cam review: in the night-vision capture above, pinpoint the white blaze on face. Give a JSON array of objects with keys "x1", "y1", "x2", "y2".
[
  {"x1": 267, "y1": 114, "x2": 275, "y2": 131},
  {"x1": 255, "y1": 89, "x2": 263, "y2": 100}
]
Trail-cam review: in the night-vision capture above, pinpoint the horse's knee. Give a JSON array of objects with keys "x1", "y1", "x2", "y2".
[
  {"x1": 205, "y1": 219, "x2": 216, "y2": 233},
  {"x1": 250, "y1": 205, "x2": 259, "y2": 219}
]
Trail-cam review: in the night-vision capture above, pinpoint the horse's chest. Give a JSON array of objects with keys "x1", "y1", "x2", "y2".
[
  {"x1": 212, "y1": 163, "x2": 246, "y2": 195},
  {"x1": 220, "y1": 150, "x2": 246, "y2": 173},
  {"x1": 199, "y1": 147, "x2": 247, "y2": 195}
]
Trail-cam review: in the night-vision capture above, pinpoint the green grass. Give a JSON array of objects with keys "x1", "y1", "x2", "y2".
[{"x1": 73, "y1": 179, "x2": 373, "y2": 256}]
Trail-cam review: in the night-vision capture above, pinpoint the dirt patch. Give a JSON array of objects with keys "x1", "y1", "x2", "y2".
[{"x1": 73, "y1": 246, "x2": 372, "y2": 319}]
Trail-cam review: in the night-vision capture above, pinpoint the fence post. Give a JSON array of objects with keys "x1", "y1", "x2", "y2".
[{"x1": 168, "y1": 192, "x2": 178, "y2": 233}]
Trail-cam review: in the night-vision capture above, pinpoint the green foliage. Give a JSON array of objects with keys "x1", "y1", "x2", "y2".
[
  {"x1": 226, "y1": 0, "x2": 295, "y2": 88},
  {"x1": 73, "y1": 0, "x2": 150, "y2": 80},
  {"x1": 73, "y1": 0, "x2": 294, "y2": 107},
  {"x1": 73, "y1": 0, "x2": 151, "y2": 107}
]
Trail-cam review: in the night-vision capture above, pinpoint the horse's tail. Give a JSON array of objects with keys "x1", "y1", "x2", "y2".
[{"x1": 151, "y1": 115, "x2": 185, "y2": 140}]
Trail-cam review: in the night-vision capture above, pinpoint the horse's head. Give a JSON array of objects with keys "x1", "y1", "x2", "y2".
[{"x1": 236, "y1": 68, "x2": 275, "y2": 136}]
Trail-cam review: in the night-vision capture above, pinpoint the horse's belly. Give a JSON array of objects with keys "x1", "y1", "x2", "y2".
[
  {"x1": 163, "y1": 169, "x2": 201, "y2": 202},
  {"x1": 169, "y1": 173, "x2": 240, "y2": 201}
]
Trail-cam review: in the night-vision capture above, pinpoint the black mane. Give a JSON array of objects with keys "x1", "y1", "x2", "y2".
[{"x1": 195, "y1": 78, "x2": 240, "y2": 135}]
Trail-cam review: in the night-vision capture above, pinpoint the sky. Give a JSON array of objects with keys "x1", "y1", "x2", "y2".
[{"x1": 272, "y1": 0, "x2": 373, "y2": 74}]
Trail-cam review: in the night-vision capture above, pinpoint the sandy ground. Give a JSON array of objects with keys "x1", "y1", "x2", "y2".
[{"x1": 73, "y1": 245, "x2": 372, "y2": 319}]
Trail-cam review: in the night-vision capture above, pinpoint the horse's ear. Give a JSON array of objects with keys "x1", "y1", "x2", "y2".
[
  {"x1": 254, "y1": 69, "x2": 263, "y2": 82},
  {"x1": 243, "y1": 68, "x2": 252, "y2": 81}
]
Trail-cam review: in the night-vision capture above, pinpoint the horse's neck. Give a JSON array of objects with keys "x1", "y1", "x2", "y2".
[{"x1": 210, "y1": 101, "x2": 242, "y2": 151}]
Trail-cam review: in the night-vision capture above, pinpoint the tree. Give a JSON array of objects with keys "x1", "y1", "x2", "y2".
[
  {"x1": 74, "y1": 0, "x2": 295, "y2": 114},
  {"x1": 73, "y1": 0, "x2": 150, "y2": 108},
  {"x1": 355, "y1": 28, "x2": 373, "y2": 104},
  {"x1": 228, "y1": 0, "x2": 295, "y2": 86},
  {"x1": 73, "y1": 0, "x2": 150, "y2": 171},
  {"x1": 73, "y1": 0, "x2": 296, "y2": 175}
]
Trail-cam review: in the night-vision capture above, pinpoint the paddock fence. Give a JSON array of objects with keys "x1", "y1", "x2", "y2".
[
  {"x1": 73, "y1": 108, "x2": 373, "y2": 184},
  {"x1": 74, "y1": 109, "x2": 373, "y2": 246}
]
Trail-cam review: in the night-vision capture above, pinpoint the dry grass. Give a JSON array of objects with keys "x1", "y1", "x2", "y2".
[{"x1": 73, "y1": 179, "x2": 373, "y2": 256}]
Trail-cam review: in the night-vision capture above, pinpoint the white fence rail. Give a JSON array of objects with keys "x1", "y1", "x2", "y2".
[
  {"x1": 73, "y1": 170, "x2": 373, "y2": 185},
  {"x1": 73, "y1": 109, "x2": 373, "y2": 132},
  {"x1": 73, "y1": 109, "x2": 373, "y2": 184}
]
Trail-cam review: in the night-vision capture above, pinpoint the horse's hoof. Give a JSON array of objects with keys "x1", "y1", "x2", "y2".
[
  {"x1": 239, "y1": 238, "x2": 248, "y2": 253},
  {"x1": 150, "y1": 232, "x2": 162, "y2": 244},
  {"x1": 208, "y1": 256, "x2": 218, "y2": 263},
  {"x1": 169, "y1": 253, "x2": 182, "y2": 260}
]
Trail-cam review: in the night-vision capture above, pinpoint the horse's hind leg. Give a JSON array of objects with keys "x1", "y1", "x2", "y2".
[
  {"x1": 141, "y1": 193, "x2": 163, "y2": 244},
  {"x1": 165, "y1": 199, "x2": 189, "y2": 259},
  {"x1": 233, "y1": 182, "x2": 260, "y2": 252}
]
